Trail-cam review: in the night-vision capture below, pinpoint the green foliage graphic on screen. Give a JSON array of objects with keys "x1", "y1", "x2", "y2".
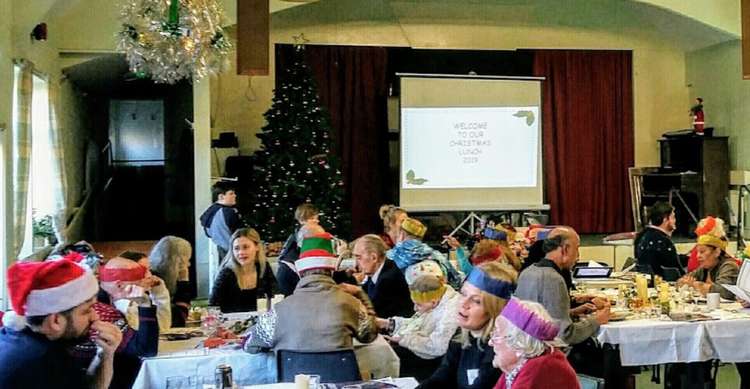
[
  {"x1": 405, "y1": 170, "x2": 428, "y2": 185},
  {"x1": 247, "y1": 45, "x2": 349, "y2": 241},
  {"x1": 512, "y1": 110, "x2": 535, "y2": 126}
]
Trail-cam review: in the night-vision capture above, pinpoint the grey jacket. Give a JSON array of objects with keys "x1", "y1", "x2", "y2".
[
  {"x1": 514, "y1": 261, "x2": 599, "y2": 346},
  {"x1": 244, "y1": 274, "x2": 378, "y2": 353},
  {"x1": 688, "y1": 257, "x2": 739, "y2": 300}
]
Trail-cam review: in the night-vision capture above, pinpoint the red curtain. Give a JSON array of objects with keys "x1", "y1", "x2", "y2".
[
  {"x1": 533, "y1": 50, "x2": 634, "y2": 233},
  {"x1": 277, "y1": 45, "x2": 390, "y2": 238}
]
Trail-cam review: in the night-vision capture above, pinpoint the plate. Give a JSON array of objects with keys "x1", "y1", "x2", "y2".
[{"x1": 609, "y1": 311, "x2": 631, "y2": 321}]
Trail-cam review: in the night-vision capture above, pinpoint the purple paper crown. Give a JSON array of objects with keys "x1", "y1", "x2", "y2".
[
  {"x1": 501, "y1": 298, "x2": 559, "y2": 341},
  {"x1": 466, "y1": 267, "x2": 515, "y2": 299}
]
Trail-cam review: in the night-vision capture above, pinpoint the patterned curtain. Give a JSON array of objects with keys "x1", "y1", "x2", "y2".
[
  {"x1": 47, "y1": 82, "x2": 68, "y2": 243},
  {"x1": 11, "y1": 60, "x2": 33, "y2": 257}
]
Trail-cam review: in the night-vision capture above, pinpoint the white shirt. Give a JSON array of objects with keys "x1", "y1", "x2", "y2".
[{"x1": 367, "y1": 260, "x2": 387, "y2": 285}]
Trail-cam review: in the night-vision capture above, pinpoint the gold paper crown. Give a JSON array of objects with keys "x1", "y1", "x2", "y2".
[
  {"x1": 402, "y1": 218, "x2": 427, "y2": 239},
  {"x1": 410, "y1": 285, "x2": 447, "y2": 304},
  {"x1": 697, "y1": 234, "x2": 728, "y2": 251}
]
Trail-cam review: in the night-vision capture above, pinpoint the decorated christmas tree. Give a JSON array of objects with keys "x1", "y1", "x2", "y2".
[{"x1": 248, "y1": 45, "x2": 349, "y2": 241}]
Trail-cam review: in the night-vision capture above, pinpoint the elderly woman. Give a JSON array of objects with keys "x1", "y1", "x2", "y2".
[
  {"x1": 377, "y1": 261, "x2": 461, "y2": 380},
  {"x1": 150, "y1": 236, "x2": 193, "y2": 327},
  {"x1": 677, "y1": 234, "x2": 738, "y2": 300},
  {"x1": 687, "y1": 216, "x2": 727, "y2": 272},
  {"x1": 209, "y1": 228, "x2": 276, "y2": 313},
  {"x1": 418, "y1": 262, "x2": 517, "y2": 389},
  {"x1": 490, "y1": 298, "x2": 578, "y2": 388}
]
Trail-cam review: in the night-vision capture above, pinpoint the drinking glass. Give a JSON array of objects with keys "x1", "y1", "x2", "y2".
[
  {"x1": 202, "y1": 306, "x2": 221, "y2": 334},
  {"x1": 308, "y1": 374, "x2": 321, "y2": 389}
]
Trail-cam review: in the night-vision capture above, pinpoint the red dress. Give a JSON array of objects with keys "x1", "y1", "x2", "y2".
[{"x1": 493, "y1": 349, "x2": 579, "y2": 389}]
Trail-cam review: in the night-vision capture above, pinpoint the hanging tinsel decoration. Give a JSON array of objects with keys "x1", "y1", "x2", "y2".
[{"x1": 118, "y1": 0, "x2": 231, "y2": 84}]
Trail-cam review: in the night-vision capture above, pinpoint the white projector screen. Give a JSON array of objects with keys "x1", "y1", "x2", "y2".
[{"x1": 399, "y1": 75, "x2": 546, "y2": 212}]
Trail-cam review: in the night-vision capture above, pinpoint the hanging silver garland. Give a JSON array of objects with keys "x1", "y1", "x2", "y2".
[{"x1": 118, "y1": 0, "x2": 232, "y2": 84}]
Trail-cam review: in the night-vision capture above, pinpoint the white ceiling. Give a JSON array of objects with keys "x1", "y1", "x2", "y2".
[{"x1": 12, "y1": 0, "x2": 740, "y2": 53}]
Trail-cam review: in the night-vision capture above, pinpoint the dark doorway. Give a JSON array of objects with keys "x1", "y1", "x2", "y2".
[{"x1": 64, "y1": 54, "x2": 195, "y2": 251}]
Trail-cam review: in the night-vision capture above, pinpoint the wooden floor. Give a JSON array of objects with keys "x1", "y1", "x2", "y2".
[
  {"x1": 635, "y1": 364, "x2": 740, "y2": 388},
  {"x1": 90, "y1": 240, "x2": 158, "y2": 260}
]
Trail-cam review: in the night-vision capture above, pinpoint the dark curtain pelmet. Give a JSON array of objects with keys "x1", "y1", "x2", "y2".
[
  {"x1": 277, "y1": 45, "x2": 390, "y2": 238},
  {"x1": 533, "y1": 50, "x2": 634, "y2": 233}
]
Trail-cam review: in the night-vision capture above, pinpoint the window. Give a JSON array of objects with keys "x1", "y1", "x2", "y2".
[{"x1": 17, "y1": 73, "x2": 57, "y2": 258}]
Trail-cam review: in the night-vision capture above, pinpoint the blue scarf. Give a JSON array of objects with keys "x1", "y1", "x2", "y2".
[{"x1": 387, "y1": 239, "x2": 464, "y2": 289}]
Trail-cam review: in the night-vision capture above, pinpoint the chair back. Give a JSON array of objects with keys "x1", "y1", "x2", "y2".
[
  {"x1": 276, "y1": 349, "x2": 360, "y2": 383},
  {"x1": 577, "y1": 374, "x2": 605, "y2": 389},
  {"x1": 661, "y1": 267, "x2": 682, "y2": 282}
]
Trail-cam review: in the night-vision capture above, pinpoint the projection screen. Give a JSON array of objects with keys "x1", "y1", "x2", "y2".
[{"x1": 399, "y1": 74, "x2": 546, "y2": 211}]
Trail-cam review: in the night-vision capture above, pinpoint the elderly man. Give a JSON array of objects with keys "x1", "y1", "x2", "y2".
[
  {"x1": 514, "y1": 227, "x2": 614, "y2": 384},
  {"x1": 0, "y1": 260, "x2": 122, "y2": 388},
  {"x1": 634, "y1": 201, "x2": 685, "y2": 280},
  {"x1": 244, "y1": 233, "x2": 378, "y2": 353},
  {"x1": 515, "y1": 227, "x2": 610, "y2": 344},
  {"x1": 354, "y1": 234, "x2": 413, "y2": 318}
]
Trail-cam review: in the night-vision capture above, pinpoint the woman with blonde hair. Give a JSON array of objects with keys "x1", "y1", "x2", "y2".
[
  {"x1": 379, "y1": 204, "x2": 408, "y2": 247},
  {"x1": 209, "y1": 228, "x2": 276, "y2": 312},
  {"x1": 419, "y1": 261, "x2": 517, "y2": 389},
  {"x1": 149, "y1": 236, "x2": 193, "y2": 327}
]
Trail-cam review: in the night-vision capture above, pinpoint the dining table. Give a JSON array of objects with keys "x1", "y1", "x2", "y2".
[{"x1": 132, "y1": 312, "x2": 401, "y2": 389}]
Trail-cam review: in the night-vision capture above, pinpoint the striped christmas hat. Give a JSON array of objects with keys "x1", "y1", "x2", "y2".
[{"x1": 296, "y1": 232, "x2": 337, "y2": 273}]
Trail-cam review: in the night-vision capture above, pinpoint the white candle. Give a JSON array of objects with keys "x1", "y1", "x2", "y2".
[{"x1": 295, "y1": 374, "x2": 309, "y2": 389}]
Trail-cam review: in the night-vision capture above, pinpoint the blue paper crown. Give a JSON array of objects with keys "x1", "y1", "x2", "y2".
[
  {"x1": 535, "y1": 228, "x2": 553, "y2": 240},
  {"x1": 466, "y1": 267, "x2": 515, "y2": 299},
  {"x1": 483, "y1": 227, "x2": 507, "y2": 241}
]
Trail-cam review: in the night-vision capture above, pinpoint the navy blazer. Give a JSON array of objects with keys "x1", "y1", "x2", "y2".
[{"x1": 364, "y1": 259, "x2": 414, "y2": 318}]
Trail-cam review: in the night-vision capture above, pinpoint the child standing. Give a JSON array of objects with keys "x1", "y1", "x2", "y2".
[{"x1": 200, "y1": 181, "x2": 245, "y2": 262}]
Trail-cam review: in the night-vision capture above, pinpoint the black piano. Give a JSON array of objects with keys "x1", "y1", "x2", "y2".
[{"x1": 638, "y1": 134, "x2": 729, "y2": 235}]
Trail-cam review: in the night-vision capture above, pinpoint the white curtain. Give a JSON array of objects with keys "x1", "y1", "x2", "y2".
[{"x1": 46, "y1": 82, "x2": 68, "y2": 243}]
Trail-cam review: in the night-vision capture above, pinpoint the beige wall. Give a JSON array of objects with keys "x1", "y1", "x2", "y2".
[
  {"x1": 51, "y1": 0, "x2": 696, "y2": 164},
  {"x1": 209, "y1": 9, "x2": 692, "y2": 166},
  {"x1": 686, "y1": 40, "x2": 750, "y2": 171},
  {"x1": 57, "y1": 81, "x2": 90, "y2": 236},
  {"x1": 3, "y1": 0, "x2": 89, "y2": 247},
  {"x1": 634, "y1": 0, "x2": 741, "y2": 36}
]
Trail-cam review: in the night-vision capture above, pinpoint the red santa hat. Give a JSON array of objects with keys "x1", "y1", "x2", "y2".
[{"x1": 3, "y1": 259, "x2": 99, "y2": 330}]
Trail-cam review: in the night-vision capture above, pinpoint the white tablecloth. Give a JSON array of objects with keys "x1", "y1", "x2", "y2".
[
  {"x1": 597, "y1": 308, "x2": 750, "y2": 366},
  {"x1": 133, "y1": 336, "x2": 400, "y2": 389},
  {"x1": 245, "y1": 377, "x2": 418, "y2": 389}
]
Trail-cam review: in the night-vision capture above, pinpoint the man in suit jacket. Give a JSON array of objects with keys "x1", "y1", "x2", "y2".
[{"x1": 353, "y1": 235, "x2": 414, "y2": 318}]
